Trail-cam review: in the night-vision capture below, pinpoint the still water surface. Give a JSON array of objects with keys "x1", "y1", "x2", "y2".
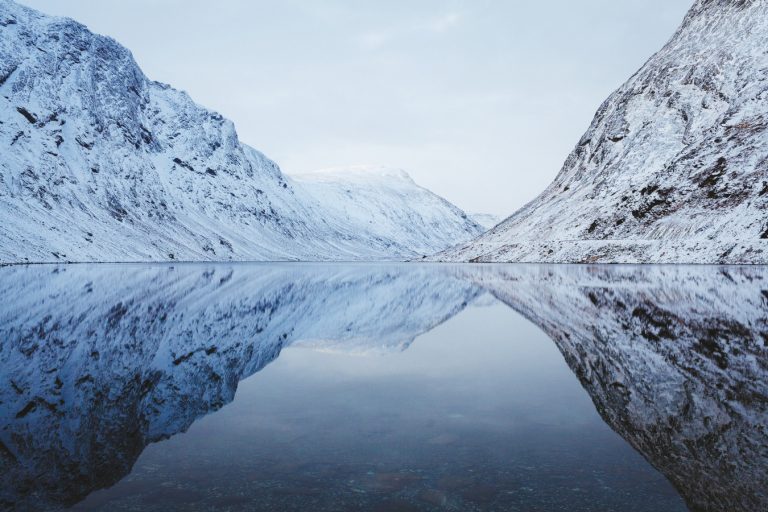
[{"x1": 1, "y1": 263, "x2": 765, "y2": 511}]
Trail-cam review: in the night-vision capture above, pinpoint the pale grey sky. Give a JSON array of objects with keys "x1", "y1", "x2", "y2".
[{"x1": 21, "y1": 0, "x2": 693, "y2": 216}]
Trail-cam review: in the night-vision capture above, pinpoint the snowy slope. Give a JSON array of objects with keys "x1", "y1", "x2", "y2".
[
  {"x1": 0, "y1": 0, "x2": 479, "y2": 263},
  {"x1": 293, "y1": 166, "x2": 483, "y2": 258},
  {"x1": 438, "y1": 0, "x2": 768, "y2": 263}
]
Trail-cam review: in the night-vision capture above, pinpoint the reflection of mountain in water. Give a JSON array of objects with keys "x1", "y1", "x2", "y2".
[
  {"x1": 0, "y1": 264, "x2": 482, "y2": 510},
  {"x1": 1, "y1": 264, "x2": 766, "y2": 511},
  {"x1": 469, "y1": 265, "x2": 768, "y2": 512}
]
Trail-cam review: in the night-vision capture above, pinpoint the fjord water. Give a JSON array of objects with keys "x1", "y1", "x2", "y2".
[{"x1": 1, "y1": 264, "x2": 765, "y2": 511}]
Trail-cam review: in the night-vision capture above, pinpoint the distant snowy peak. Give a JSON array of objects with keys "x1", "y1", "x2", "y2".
[
  {"x1": 469, "y1": 213, "x2": 503, "y2": 231},
  {"x1": 437, "y1": 0, "x2": 768, "y2": 264},
  {"x1": 0, "y1": 0, "x2": 478, "y2": 263},
  {"x1": 293, "y1": 166, "x2": 484, "y2": 257}
]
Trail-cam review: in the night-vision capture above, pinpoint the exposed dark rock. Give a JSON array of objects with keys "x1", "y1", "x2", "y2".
[{"x1": 15, "y1": 106, "x2": 36, "y2": 124}]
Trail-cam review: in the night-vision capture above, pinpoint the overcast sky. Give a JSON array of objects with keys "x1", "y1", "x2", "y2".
[{"x1": 21, "y1": 0, "x2": 693, "y2": 216}]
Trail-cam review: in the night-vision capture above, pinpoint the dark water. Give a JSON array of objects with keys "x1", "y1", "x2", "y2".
[{"x1": 0, "y1": 263, "x2": 766, "y2": 511}]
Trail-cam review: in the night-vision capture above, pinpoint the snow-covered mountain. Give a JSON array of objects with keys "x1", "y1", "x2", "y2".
[
  {"x1": 0, "y1": 0, "x2": 480, "y2": 264},
  {"x1": 468, "y1": 212, "x2": 502, "y2": 231},
  {"x1": 293, "y1": 166, "x2": 483, "y2": 258},
  {"x1": 0, "y1": 263, "x2": 482, "y2": 509},
  {"x1": 438, "y1": 0, "x2": 768, "y2": 263}
]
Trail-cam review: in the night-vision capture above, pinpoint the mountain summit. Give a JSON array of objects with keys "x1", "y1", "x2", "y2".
[{"x1": 438, "y1": 0, "x2": 768, "y2": 264}]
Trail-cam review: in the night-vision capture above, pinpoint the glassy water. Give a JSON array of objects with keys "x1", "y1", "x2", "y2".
[{"x1": 0, "y1": 263, "x2": 765, "y2": 511}]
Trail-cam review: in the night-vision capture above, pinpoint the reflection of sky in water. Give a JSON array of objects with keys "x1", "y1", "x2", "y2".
[
  {"x1": 6, "y1": 263, "x2": 764, "y2": 511},
  {"x1": 75, "y1": 301, "x2": 686, "y2": 512}
]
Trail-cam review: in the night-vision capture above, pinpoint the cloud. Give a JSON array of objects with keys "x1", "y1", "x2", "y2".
[
  {"x1": 356, "y1": 11, "x2": 462, "y2": 50},
  {"x1": 421, "y1": 12, "x2": 462, "y2": 33},
  {"x1": 357, "y1": 30, "x2": 394, "y2": 50}
]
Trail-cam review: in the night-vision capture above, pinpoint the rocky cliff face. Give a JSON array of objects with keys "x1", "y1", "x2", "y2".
[
  {"x1": 439, "y1": 0, "x2": 768, "y2": 263},
  {"x1": 471, "y1": 265, "x2": 768, "y2": 512},
  {"x1": 0, "y1": 263, "x2": 481, "y2": 510},
  {"x1": 0, "y1": 0, "x2": 481, "y2": 264}
]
